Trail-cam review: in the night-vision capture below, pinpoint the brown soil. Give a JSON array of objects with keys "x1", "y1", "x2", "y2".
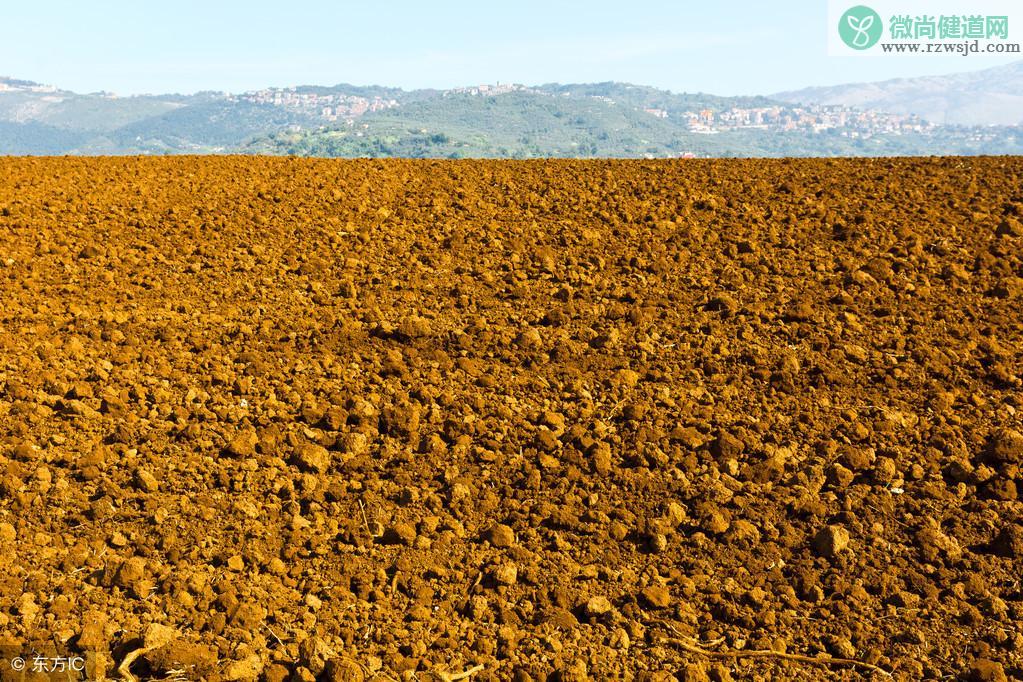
[{"x1": 0, "y1": 157, "x2": 1021, "y2": 682}]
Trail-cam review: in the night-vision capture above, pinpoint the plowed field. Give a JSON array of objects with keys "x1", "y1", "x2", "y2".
[{"x1": 0, "y1": 157, "x2": 1021, "y2": 681}]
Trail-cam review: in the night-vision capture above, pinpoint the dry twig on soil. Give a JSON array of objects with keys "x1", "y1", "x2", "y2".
[
  {"x1": 434, "y1": 664, "x2": 486, "y2": 682},
  {"x1": 655, "y1": 620, "x2": 892, "y2": 678}
]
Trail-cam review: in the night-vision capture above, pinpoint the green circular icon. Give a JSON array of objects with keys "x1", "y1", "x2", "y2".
[{"x1": 838, "y1": 5, "x2": 883, "y2": 49}]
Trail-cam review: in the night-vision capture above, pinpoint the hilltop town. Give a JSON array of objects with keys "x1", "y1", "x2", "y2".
[
  {"x1": 226, "y1": 82, "x2": 939, "y2": 139},
  {"x1": 232, "y1": 88, "x2": 400, "y2": 122},
  {"x1": 1, "y1": 75, "x2": 1019, "y2": 156}
]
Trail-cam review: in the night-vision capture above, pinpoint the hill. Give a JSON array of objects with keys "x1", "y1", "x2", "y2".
[
  {"x1": 245, "y1": 87, "x2": 1023, "y2": 158},
  {"x1": 774, "y1": 60, "x2": 1023, "y2": 126},
  {"x1": 2, "y1": 72, "x2": 1022, "y2": 156}
]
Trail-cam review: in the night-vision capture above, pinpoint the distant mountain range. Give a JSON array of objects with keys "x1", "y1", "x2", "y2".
[
  {"x1": 774, "y1": 60, "x2": 1023, "y2": 126},
  {"x1": 1, "y1": 63, "x2": 1022, "y2": 157}
]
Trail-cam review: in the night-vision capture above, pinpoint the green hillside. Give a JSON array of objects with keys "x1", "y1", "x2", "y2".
[
  {"x1": 2, "y1": 78, "x2": 1022, "y2": 157},
  {"x1": 0, "y1": 120, "x2": 90, "y2": 155},
  {"x1": 244, "y1": 89, "x2": 1023, "y2": 158},
  {"x1": 536, "y1": 82, "x2": 777, "y2": 113},
  {"x1": 107, "y1": 99, "x2": 320, "y2": 152},
  {"x1": 248, "y1": 90, "x2": 694, "y2": 158}
]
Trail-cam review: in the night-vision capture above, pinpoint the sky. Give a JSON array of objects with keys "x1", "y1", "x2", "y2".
[{"x1": 2, "y1": 0, "x2": 1020, "y2": 96}]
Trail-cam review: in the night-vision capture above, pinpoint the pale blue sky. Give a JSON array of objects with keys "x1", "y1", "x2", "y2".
[{"x1": 2, "y1": 0, "x2": 1019, "y2": 95}]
